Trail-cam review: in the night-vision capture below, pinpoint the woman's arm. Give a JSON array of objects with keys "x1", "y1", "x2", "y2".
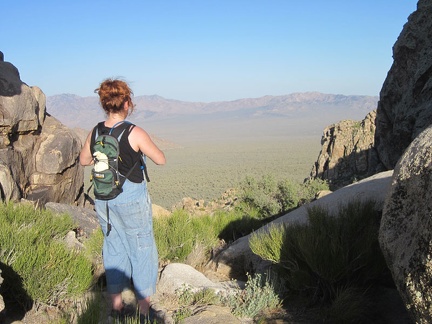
[
  {"x1": 79, "y1": 132, "x2": 94, "y2": 166},
  {"x1": 129, "y1": 126, "x2": 166, "y2": 165}
]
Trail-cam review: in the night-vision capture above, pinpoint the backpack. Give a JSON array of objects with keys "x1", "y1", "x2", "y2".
[{"x1": 85, "y1": 121, "x2": 150, "y2": 203}]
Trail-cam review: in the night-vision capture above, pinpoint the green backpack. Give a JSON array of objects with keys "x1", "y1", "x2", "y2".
[{"x1": 88, "y1": 121, "x2": 149, "y2": 201}]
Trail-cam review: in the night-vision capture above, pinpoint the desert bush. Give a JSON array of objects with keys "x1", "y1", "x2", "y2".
[
  {"x1": 277, "y1": 178, "x2": 301, "y2": 211},
  {"x1": 297, "y1": 178, "x2": 329, "y2": 202},
  {"x1": 154, "y1": 209, "x2": 224, "y2": 263},
  {"x1": 154, "y1": 210, "x2": 196, "y2": 262},
  {"x1": 173, "y1": 273, "x2": 282, "y2": 322},
  {"x1": 0, "y1": 202, "x2": 93, "y2": 308},
  {"x1": 84, "y1": 227, "x2": 104, "y2": 261},
  {"x1": 221, "y1": 273, "x2": 282, "y2": 319},
  {"x1": 176, "y1": 285, "x2": 220, "y2": 307},
  {"x1": 154, "y1": 207, "x2": 266, "y2": 263},
  {"x1": 239, "y1": 175, "x2": 281, "y2": 218},
  {"x1": 249, "y1": 199, "x2": 391, "y2": 317},
  {"x1": 239, "y1": 175, "x2": 329, "y2": 219}
]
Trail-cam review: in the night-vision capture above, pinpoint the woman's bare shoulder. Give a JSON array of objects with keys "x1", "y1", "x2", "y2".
[{"x1": 130, "y1": 124, "x2": 150, "y2": 139}]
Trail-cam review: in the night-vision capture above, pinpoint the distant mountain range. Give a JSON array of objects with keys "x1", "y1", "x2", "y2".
[{"x1": 46, "y1": 92, "x2": 378, "y2": 144}]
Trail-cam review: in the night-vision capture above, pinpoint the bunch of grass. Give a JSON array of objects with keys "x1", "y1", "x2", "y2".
[
  {"x1": 154, "y1": 207, "x2": 264, "y2": 263},
  {"x1": 0, "y1": 202, "x2": 93, "y2": 307},
  {"x1": 221, "y1": 273, "x2": 282, "y2": 319},
  {"x1": 173, "y1": 286, "x2": 220, "y2": 321},
  {"x1": 250, "y1": 200, "x2": 392, "y2": 321},
  {"x1": 154, "y1": 210, "x2": 203, "y2": 262}
]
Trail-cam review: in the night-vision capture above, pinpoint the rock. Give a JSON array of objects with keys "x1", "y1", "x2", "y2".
[
  {"x1": 157, "y1": 263, "x2": 227, "y2": 296},
  {"x1": 172, "y1": 189, "x2": 238, "y2": 217},
  {"x1": 64, "y1": 230, "x2": 84, "y2": 250},
  {"x1": 379, "y1": 125, "x2": 432, "y2": 323},
  {"x1": 0, "y1": 56, "x2": 84, "y2": 205},
  {"x1": 314, "y1": 190, "x2": 332, "y2": 199},
  {"x1": 182, "y1": 305, "x2": 241, "y2": 324},
  {"x1": 374, "y1": 0, "x2": 432, "y2": 170},
  {"x1": 310, "y1": 111, "x2": 382, "y2": 189},
  {"x1": 152, "y1": 204, "x2": 171, "y2": 218},
  {"x1": 0, "y1": 159, "x2": 21, "y2": 201},
  {"x1": 45, "y1": 202, "x2": 99, "y2": 237}
]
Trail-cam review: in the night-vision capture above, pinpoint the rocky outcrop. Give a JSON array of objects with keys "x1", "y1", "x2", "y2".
[
  {"x1": 379, "y1": 125, "x2": 432, "y2": 323},
  {"x1": 0, "y1": 52, "x2": 83, "y2": 205},
  {"x1": 311, "y1": 0, "x2": 431, "y2": 187},
  {"x1": 374, "y1": 0, "x2": 432, "y2": 170},
  {"x1": 309, "y1": 110, "x2": 382, "y2": 189}
]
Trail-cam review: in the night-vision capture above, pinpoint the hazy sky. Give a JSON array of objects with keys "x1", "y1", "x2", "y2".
[{"x1": 2, "y1": 1, "x2": 417, "y2": 102}]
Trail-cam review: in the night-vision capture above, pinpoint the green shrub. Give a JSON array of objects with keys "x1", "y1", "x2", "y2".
[
  {"x1": 154, "y1": 207, "x2": 266, "y2": 263},
  {"x1": 277, "y1": 178, "x2": 301, "y2": 211},
  {"x1": 177, "y1": 286, "x2": 220, "y2": 307},
  {"x1": 239, "y1": 175, "x2": 329, "y2": 219},
  {"x1": 154, "y1": 209, "x2": 196, "y2": 262},
  {"x1": 239, "y1": 175, "x2": 281, "y2": 218},
  {"x1": 84, "y1": 228, "x2": 104, "y2": 261},
  {"x1": 0, "y1": 202, "x2": 93, "y2": 307},
  {"x1": 298, "y1": 178, "x2": 329, "y2": 202},
  {"x1": 249, "y1": 199, "x2": 391, "y2": 309},
  {"x1": 249, "y1": 224, "x2": 285, "y2": 265},
  {"x1": 221, "y1": 273, "x2": 282, "y2": 319}
]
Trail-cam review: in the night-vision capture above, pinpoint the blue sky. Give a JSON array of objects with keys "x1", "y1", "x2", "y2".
[{"x1": 2, "y1": 1, "x2": 417, "y2": 102}]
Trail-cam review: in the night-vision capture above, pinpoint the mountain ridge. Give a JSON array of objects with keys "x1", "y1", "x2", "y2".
[{"x1": 47, "y1": 92, "x2": 378, "y2": 144}]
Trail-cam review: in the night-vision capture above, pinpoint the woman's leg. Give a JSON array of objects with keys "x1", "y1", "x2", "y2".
[
  {"x1": 111, "y1": 181, "x2": 158, "y2": 315},
  {"x1": 137, "y1": 296, "x2": 151, "y2": 315},
  {"x1": 111, "y1": 293, "x2": 124, "y2": 311},
  {"x1": 96, "y1": 200, "x2": 132, "y2": 312}
]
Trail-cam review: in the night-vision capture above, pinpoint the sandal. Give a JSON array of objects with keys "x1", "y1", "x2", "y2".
[
  {"x1": 109, "y1": 306, "x2": 135, "y2": 321},
  {"x1": 139, "y1": 307, "x2": 158, "y2": 323}
]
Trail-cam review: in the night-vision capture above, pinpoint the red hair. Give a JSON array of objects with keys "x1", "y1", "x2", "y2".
[{"x1": 95, "y1": 78, "x2": 135, "y2": 115}]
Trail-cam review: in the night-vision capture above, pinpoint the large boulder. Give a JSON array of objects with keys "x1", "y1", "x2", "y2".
[
  {"x1": 0, "y1": 52, "x2": 83, "y2": 205},
  {"x1": 379, "y1": 125, "x2": 432, "y2": 323},
  {"x1": 374, "y1": 0, "x2": 432, "y2": 170}
]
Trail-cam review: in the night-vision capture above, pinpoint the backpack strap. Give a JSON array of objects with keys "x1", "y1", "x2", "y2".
[
  {"x1": 140, "y1": 155, "x2": 151, "y2": 182},
  {"x1": 84, "y1": 121, "x2": 150, "y2": 208},
  {"x1": 110, "y1": 121, "x2": 151, "y2": 183}
]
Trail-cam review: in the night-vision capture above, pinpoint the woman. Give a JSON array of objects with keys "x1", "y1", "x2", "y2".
[{"x1": 79, "y1": 78, "x2": 165, "y2": 322}]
